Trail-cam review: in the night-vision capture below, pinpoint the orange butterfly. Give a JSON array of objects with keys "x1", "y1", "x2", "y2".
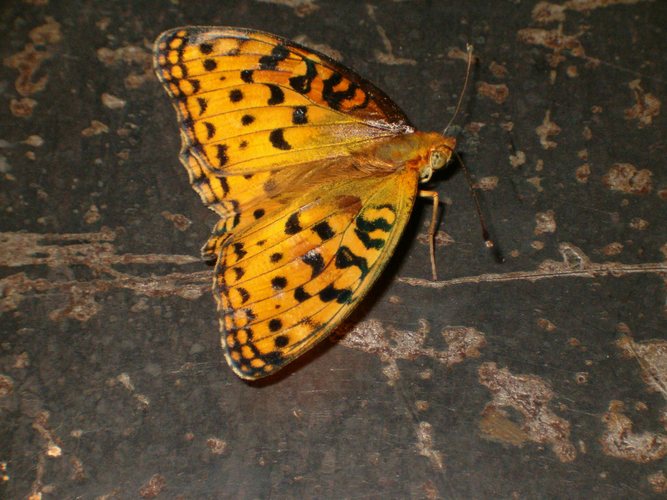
[{"x1": 154, "y1": 27, "x2": 458, "y2": 379}]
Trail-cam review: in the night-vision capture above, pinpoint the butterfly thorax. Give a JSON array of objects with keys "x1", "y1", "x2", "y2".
[{"x1": 366, "y1": 131, "x2": 456, "y2": 182}]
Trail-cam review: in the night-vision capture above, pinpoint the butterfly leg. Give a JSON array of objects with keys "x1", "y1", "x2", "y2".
[{"x1": 419, "y1": 190, "x2": 440, "y2": 281}]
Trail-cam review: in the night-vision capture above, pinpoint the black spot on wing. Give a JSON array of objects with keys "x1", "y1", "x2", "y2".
[
  {"x1": 357, "y1": 211, "x2": 394, "y2": 232},
  {"x1": 229, "y1": 89, "x2": 243, "y2": 102},
  {"x1": 335, "y1": 246, "x2": 369, "y2": 279},
  {"x1": 204, "y1": 122, "x2": 216, "y2": 139},
  {"x1": 216, "y1": 144, "x2": 229, "y2": 167},
  {"x1": 189, "y1": 79, "x2": 201, "y2": 94},
  {"x1": 353, "y1": 211, "x2": 394, "y2": 249},
  {"x1": 289, "y1": 58, "x2": 317, "y2": 94},
  {"x1": 219, "y1": 175, "x2": 229, "y2": 195},
  {"x1": 301, "y1": 250, "x2": 325, "y2": 279},
  {"x1": 271, "y1": 276, "x2": 287, "y2": 290},
  {"x1": 354, "y1": 228, "x2": 386, "y2": 249},
  {"x1": 268, "y1": 318, "x2": 282, "y2": 332},
  {"x1": 241, "y1": 114, "x2": 255, "y2": 126},
  {"x1": 270, "y1": 252, "x2": 282, "y2": 263},
  {"x1": 240, "y1": 69, "x2": 254, "y2": 83},
  {"x1": 294, "y1": 286, "x2": 310, "y2": 302},
  {"x1": 232, "y1": 242, "x2": 247, "y2": 260},
  {"x1": 232, "y1": 267, "x2": 244, "y2": 280},
  {"x1": 292, "y1": 106, "x2": 308, "y2": 124},
  {"x1": 259, "y1": 45, "x2": 289, "y2": 70},
  {"x1": 262, "y1": 351, "x2": 283, "y2": 366},
  {"x1": 319, "y1": 284, "x2": 353, "y2": 304},
  {"x1": 237, "y1": 287, "x2": 250, "y2": 304},
  {"x1": 197, "y1": 97, "x2": 207, "y2": 115},
  {"x1": 285, "y1": 212, "x2": 301, "y2": 235},
  {"x1": 253, "y1": 208, "x2": 265, "y2": 219},
  {"x1": 322, "y1": 72, "x2": 368, "y2": 111},
  {"x1": 311, "y1": 221, "x2": 334, "y2": 241},
  {"x1": 266, "y1": 84, "x2": 284, "y2": 105},
  {"x1": 244, "y1": 308, "x2": 257, "y2": 322},
  {"x1": 269, "y1": 129, "x2": 291, "y2": 150},
  {"x1": 274, "y1": 335, "x2": 289, "y2": 348},
  {"x1": 199, "y1": 43, "x2": 213, "y2": 54},
  {"x1": 203, "y1": 58, "x2": 217, "y2": 71}
]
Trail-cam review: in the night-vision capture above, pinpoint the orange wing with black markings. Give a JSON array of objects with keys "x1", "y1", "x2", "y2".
[
  {"x1": 154, "y1": 27, "x2": 412, "y2": 237},
  {"x1": 153, "y1": 26, "x2": 457, "y2": 379},
  {"x1": 214, "y1": 163, "x2": 420, "y2": 378}
]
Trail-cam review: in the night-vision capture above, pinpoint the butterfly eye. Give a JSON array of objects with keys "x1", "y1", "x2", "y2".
[{"x1": 430, "y1": 150, "x2": 445, "y2": 170}]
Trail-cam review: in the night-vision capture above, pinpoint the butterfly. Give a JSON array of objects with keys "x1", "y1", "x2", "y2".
[{"x1": 153, "y1": 27, "x2": 458, "y2": 380}]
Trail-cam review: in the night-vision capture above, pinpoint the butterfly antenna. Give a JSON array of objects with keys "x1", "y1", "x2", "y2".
[
  {"x1": 443, "y1": 44, "x2": 474, "y2": 135},
  {"x1": 455, "y1": 151, "x2": 495, "y2": 251},
  {"x1": 445, "y1": 45, "x2": 497, "y2": 255}
]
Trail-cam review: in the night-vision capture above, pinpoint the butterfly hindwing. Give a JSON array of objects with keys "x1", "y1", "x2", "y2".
[{"x1": 214, "y1": 166, "x2": 419, "y2": 379}]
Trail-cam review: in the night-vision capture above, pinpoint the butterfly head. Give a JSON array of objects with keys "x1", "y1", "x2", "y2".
[{"x1": 420, "y1": 135, "x2": 456, "y2": 183}]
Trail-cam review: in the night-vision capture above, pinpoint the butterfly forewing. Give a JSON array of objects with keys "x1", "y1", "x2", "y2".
[
  {"x1": 154, "y1": 27, "x2": 411, "y2": 170},
  {"x1": 154, "y1": 28, "x2": 411, "y2": 225}
]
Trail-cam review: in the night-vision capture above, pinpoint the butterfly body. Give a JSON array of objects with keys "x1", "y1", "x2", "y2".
[{"x1": 154, "y1": 27, "x2": 455, "y2": 379}]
